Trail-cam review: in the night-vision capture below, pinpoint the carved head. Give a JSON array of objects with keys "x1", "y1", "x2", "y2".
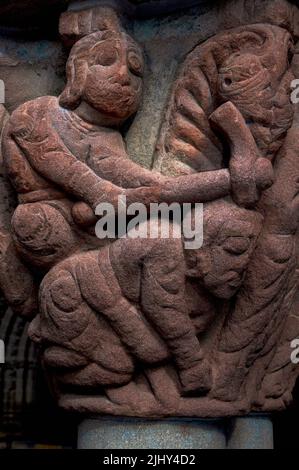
[
  {"x1": 159, "y1": 24, "x2": 295, "y2": 176},
  {"x1": 205, "y1": 25, "x2": 294, "y2": 160},
  {"x1": 186, "y1": 200, "x2": 262, "y2": 299},
  {"x1": 59, "y1": 29, "x2": 144, "y2": 123}
]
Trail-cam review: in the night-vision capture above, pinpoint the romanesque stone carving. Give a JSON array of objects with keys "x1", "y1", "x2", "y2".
[{"x1": 1, "y1": 1, "x2": 299, "y2": 418}]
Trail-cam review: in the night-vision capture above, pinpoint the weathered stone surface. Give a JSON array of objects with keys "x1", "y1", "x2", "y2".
[
  {"x1": 0, "y1": 0, "x2": 299, "y2": 420},
  {"x1": 0, "y1": 40, "x2": 66, "y2": 114}
]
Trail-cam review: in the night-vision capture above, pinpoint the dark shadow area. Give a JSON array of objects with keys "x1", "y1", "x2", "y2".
[{"x1": 0, "y1": 365, "x2": 78, "y2": 449}]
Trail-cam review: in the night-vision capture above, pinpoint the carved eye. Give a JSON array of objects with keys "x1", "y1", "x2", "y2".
[
  {"x1": 96, "y1": 46, "x2": 118, "y2": 66},
  {"x1": 224, "y1": 77, "x2": 233, "y2": 86},
  {"x1": 127, "y1": 51, "x2": 143, "y2": 77},
  {"x1": 223, "y1": 237, "x2": 250, "y2": 255}
]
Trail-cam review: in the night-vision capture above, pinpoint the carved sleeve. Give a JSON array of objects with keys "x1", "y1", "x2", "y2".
[
  {"x1": 4, "y1": 102, "x2": 124, "y2": 210},
  {"x1": 91, "y1": 151, "x2": 231, "y2": 204}
]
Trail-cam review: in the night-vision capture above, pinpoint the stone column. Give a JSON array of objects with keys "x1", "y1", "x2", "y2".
[
  {"x1": 78, "y1": 418, "x2": 227, "y2": 449},
  {"x1": 78, "y1": 416, "x2": 274, "y2": 449},
  {"x1": 227, "y1": 416, "x2": 274, "y2": 449}
]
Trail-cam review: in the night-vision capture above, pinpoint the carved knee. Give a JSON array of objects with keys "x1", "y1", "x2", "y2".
[
  {"x1": 11, "y1": 203, "x2": 78, "y2": 267},
  {"x1": 39, "y1": 264, "x2": 135, "y2": 380},
  {"x1": 38, "y1": 266, "x2": 86, "y2": 344}
]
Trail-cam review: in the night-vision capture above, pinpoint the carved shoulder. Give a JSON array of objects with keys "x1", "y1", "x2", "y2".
[
  {"x1": 2, "y1": 97, "x2": 58, "y2": 193},
  {"x1": 7, "y1": 96, "x2": 58, "y2": 141}
]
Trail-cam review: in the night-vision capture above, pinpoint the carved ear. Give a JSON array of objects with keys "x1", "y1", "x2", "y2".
[{"x1": 59, "y1": 56, "x2": 89, "y2": 110}]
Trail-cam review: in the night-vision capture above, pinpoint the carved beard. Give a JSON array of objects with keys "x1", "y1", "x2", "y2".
[{"x1": 83, "y1": 77, "x2": 142, "y2": 119}]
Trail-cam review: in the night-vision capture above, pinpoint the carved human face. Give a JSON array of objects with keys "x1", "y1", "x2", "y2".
[
  {"x1": 218, "y1": 53, "x2": 271, "y2": 111},
  {"x1": 199, "y1": 222, "x2": 257, "y2": 299},
  {"x1": 186, "y1": 213, "x2": 260, "y2": 300},
  {"x1": 217, "y1": 47, "x2": 294, "y2": 158},
  {"x1": 83, "y1": 32, "x2": 144, "y2": 121}
]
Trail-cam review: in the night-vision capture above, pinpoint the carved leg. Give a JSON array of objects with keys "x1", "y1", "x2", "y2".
[
  {"x1": 211, "y1": 351, "x2": 247, "y2": 402},
  {"x1": 141, "y1": 238, "x2": 212, "y2": 394},
  {"x1": 35, "y1": 262, "x2": 135, "y2": 388},
  {"x1": 75, "y1": 250, "x2": 170, "y2": 365}
]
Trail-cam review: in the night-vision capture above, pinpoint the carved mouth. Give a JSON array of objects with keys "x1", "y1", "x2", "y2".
[{"x1": 222, "y1": 272, "x2": 242, "y2": 289}]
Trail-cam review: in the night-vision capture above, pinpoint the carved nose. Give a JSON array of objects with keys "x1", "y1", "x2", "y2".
[{"x1": 118, "y1": 65, "x2": 130, "y2": 85}]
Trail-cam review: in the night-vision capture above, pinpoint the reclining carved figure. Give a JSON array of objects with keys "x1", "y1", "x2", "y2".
[{"x1": 29, "y1": 199, "x2": 262, "y2": 396}]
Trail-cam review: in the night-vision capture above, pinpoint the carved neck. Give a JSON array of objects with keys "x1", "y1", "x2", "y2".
[{"x1": 73, "y1": 100, "x2": 123, "y2": 128}]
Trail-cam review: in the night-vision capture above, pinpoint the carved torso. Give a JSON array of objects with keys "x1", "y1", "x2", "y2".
[{"x1": 4, "y1": 96, "x2": 128, "y2": 199}]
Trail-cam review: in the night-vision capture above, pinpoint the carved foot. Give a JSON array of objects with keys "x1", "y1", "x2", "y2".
[
  {"x1": 211, "y1": 360, "x2": 245, "y2": 402},
  {"x1": 180, "y1": 359, "x2": 212, "y2": 395}
]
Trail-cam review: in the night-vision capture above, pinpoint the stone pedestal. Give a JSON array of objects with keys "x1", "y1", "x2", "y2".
[{"x1": 78, "y1": 416, "x2": 274, "y2": 449}]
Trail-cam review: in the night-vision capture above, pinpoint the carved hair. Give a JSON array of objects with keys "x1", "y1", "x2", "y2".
[{"x1": 202, "y1": 199, "x2": 263, "y2": 245}]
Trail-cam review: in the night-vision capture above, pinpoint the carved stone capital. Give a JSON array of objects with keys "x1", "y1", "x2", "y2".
[{"x1": 1, "y1": 0, "x2": 299, "y2": 419}]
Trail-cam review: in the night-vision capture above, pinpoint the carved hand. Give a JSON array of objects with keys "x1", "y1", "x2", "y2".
[{"x1": 210, "y1": 101, "x2": 274, "y2": 207}]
